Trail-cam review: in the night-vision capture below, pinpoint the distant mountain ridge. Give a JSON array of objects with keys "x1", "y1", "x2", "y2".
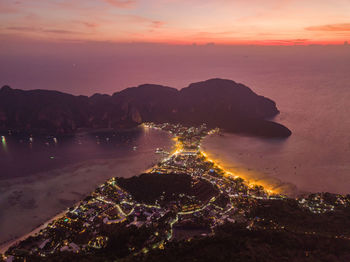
[{"x1": 0, "y1": 78, "x2": 291, "y2": 137}]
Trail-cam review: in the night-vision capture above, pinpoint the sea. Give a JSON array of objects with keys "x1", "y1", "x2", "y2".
[
  {"x1": 1, "y1": 44, "x2": 350, "y2": 246},
  {"x1": 0, "y1": 127, "x2": 173, "y2": 248},
  {"x1": 198, "y1": 46, "x2": 350, "y2": 196}
]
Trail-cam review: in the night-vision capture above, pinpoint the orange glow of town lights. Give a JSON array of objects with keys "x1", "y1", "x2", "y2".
[{"x1": 200, "y1": 151, "x2": 278, "y2": 196}]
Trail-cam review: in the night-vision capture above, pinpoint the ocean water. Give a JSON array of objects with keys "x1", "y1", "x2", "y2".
[
  {"x1": 1, "y1": 45, "x2": 350, "y2": 207},
  {"x1": 0, "y1": 127, "x2": 174, "y2": 247},
  {"x1": 0, "y1": 127, "x2": 171, "y2": 179},
  {"x1": 199, "y1": 47, "x2": 350, "y2": 196}
]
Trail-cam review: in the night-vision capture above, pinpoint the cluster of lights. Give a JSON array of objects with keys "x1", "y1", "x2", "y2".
[
  {"x1": 149, "y1": 124, "x2": 277, "y2": 196},
  {"x1": 200, "y1": 149, "x2": 276, "y2": 195},
  {"x1": 154, "y1": 124, "x2": 278, "y2": 196},
  {"x1": 3, "y1": 123, "x2": 284, "y2": 259}
]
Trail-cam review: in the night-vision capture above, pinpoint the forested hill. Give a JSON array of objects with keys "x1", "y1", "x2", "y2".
[{"x1": 0, "y1": 79, "x2": 291, "y2": 137}]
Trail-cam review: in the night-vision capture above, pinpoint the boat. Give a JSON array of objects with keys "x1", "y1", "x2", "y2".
[{"x1": 155, "y1": 148, "x2": 164, "y2": 154}]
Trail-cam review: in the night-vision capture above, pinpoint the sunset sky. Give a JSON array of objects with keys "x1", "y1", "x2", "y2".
[{"x1": 1, "y1": 0, "x2": 350, "y2": 45}]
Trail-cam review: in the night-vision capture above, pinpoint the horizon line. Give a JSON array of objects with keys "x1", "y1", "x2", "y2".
[{"x1": 1, "y1": 34, "x2": 349, "y2": 47}]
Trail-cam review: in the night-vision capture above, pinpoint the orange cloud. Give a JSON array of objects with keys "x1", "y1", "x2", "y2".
[
  {"x1": 74, "y1": 21, "x2": 99, "y2": 28},
  {"x1": 151, "y1": 21, "x2": 165, "y2": 28},
  {"x1": 104, "y1": 0, "x2": 136, "y2": 8},
  {"x1": 259, "y1": 39, "x2": 309, "y2": 45},
  {"x1": 6, "y1": 26, "x2": 84, "y2": 35},
  {"x1": 0, "y1": 1, "x2": 20, "y2": 13},
  {"x1": 306, "y1": 23, "x2": 350, "y2": 31},
  {"x1": 125, "y1": 15, "x2": 165, "y2": 29}
]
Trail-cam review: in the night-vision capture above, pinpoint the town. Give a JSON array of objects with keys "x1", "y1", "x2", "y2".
[{"x1": 3, "y1": 122, "x2": 350, "y2": 261}]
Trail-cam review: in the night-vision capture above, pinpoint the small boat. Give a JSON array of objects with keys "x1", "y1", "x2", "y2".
[
  {"x1": 155, "y1": 148, "x2": 169, "y2": 154},
  {"x1": 155, "y1": 148, "x2": 164, "y2": 154}
]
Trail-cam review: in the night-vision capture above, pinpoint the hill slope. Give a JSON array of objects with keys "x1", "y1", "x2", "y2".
[{"x1": 0, "y1": 79, "x2": 291, "y2": 137}]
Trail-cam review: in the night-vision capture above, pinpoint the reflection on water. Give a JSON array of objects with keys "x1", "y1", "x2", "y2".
[
  {"x1": 195, "y1": 48, "x2": 350, "y2": 197},
  {"x1": 1, "y1": 135, "x2": 7, "y2": 152},
  {"x1": 202, "y1": 135, "x2": 299, "y2": 197},
  {"x1": 0, "y1": 127, "x2": 173, "y2": 247},
  {"x1": 0, "y1": 127, "x2": 169, "y2": 179},
  {"x1": 203, "y1": 125, "x2": 350, "y2": 197}
]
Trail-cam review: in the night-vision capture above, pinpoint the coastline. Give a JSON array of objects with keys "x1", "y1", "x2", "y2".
[
  {"x1": 0, "y1": 129, "x2": 175, "y2": 255},
  {"x1": 0, "y1": 209, "x2": 67, "y2": 254},
  {"x1": 201, "y1": 133, "x2": 301, "y2": 197}
]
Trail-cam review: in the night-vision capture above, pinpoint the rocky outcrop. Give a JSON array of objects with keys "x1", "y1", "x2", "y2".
[{"x1": 0, "y1": 79, "x2": 291, "y2": 137}]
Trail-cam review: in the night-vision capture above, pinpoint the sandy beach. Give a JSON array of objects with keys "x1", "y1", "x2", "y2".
[
  {"x1": 0, "y1": 136, "x2": 174, "y2": 253},
  {"x1": 201, "y1": 134, "x2": 300, "y2": 197},
  {"x1": 0, "y1": 209, "x2": 67, "y2": 254}
]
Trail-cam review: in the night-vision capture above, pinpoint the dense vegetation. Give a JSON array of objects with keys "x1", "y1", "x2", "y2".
[
  {"x1": 129, "y1": 223, "x2": 350, "y2": 262},
  {"x1": 17, "y1": 222, "x2": 350, "y2": 262},
  {"x1": 0, "y1": 79, "x2": 291, "y2": 137},
  {"x1": 117, "y1": 173, "x2": 218, "y2": 205},
  {"x1": 249, "y1": 198, "x2": 350, "y2": 236}
]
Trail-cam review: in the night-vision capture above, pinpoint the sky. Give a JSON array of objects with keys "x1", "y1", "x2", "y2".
[
  {"x1": 1, "y1": 0, "x2": 350, "y2": 45},
  {"x1": 1, "y1": 0, "x2": 350, "y2": 95}
]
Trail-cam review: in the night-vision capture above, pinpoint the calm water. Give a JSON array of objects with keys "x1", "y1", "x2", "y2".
[
  {"x1": 0, "y1": 127, "x2": 171, "y2": 179},
  {"x1": 1, "y1": 45, "x2": 350, "y2": 199},
  {"x1": 0, "y1": 127, "x2": 173, "y2": 246},
  {"x1": 200, "y1": 47, "x2": 350, "y2": 196}
]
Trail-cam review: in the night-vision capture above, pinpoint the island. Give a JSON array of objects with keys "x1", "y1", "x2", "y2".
[
  {"x1": 2, "y1": 123, "x2": 350, "y2": 262},
  {"x1": 0, "y1": 79, "x2": 291, "y2": 138}
]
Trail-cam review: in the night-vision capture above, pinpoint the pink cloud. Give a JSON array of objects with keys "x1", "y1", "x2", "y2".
[
  {"x1": 73, "y1": 21, "x2": 99, "y2": 28},
  {"x1": 0, "y1": 1, "x2": 20, "y2": 14},
  {"x1": 151, "y1": 21, "x2": 165, "y2": 28},
  {"x1": 125, "y1": 15, "x2": 165, "y2": 29},
  {"x1": 103, "y1": 0, "x2": 136, "y2": 8},
  {"x1": 6, "y1": 26, "x2": 84, "y2": 35},
  {"x1": 6, "y1": 26, "x2": 38, "y2": 32},
  {"x1": 306, "y1": 23, "x2": 350, "y2": 31}
]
